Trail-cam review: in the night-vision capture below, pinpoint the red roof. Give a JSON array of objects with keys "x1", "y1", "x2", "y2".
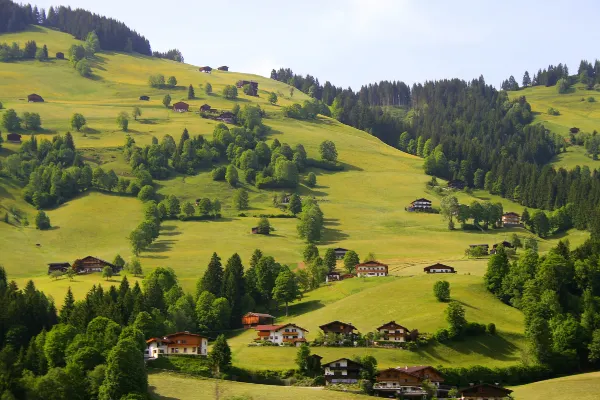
[
  {"x1": 146, "y1": 331, "x2": 207, "y2": 343},
  {"x1": 244, "y1": 312, "x2": 275, "y2": 318}
]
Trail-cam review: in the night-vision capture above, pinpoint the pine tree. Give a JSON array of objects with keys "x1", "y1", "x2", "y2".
[
  {"x1": 222, "y1": 253, "x2": 245, "y2": 327},
  {"x1": 208, "y1": 334, "x2": 231, "y2": 376},
  {"x1": 250, "y1": 249, "x2": 263, "y2": 269},
  {"x1": 200, "y1": 253, "x2": 223, "y2": 297},
  {"x1": 59, "y1": 287, "x2": 75, "y2": 323},
  {"x1": 187, "y1": 84, "x2": 195, "y2": 99},
  {"x1": 323, "y1": 248, "x2": 337, "y2": 272}
]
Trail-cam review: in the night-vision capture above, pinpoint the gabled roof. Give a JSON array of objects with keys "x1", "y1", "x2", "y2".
[
  {"x1": 412, "y1": 198, "x2": 431, "y2": 202},
  {"x1": 173, "y1": 101, "x2": 189, "y2": 107},
  {"x1": 458, "y1": 383, "x2": 513, "y2": 395},
  {"x1": 319, "y1": 320, "x2": 357, "y2": 331},
  {"x1": 244, "y1": 312, "x2": 275, "y2": 318},
  {"x1": 48, "y1": 262, "x2": 70, "y2": 266},
  {"x1": 254, "y1": 323, "x2": 308, "y2": 332},
  {"x1": 78, "y1": 256, "x2": 116, "y2": 268},
  {"x1": 503, "y1": 212, "x2": 520, "y2": 217},
  {"x1": 356, "y1": 261, "x2": 388, "y2": 267},
  {"x1": 334, "y1": 247, "x2": 349, "y2": 251},
  {"x1": 424, "y1": 263, "x2": 454, "y2": 271},
  {"x1": 323, "y1": 358, "x2": 363, "y2": 368},
  {"x1": 378, "y1": 365, "x2": 443, "y2": 381},
  {"x1": 377, "y1": 320, "x2": 409, "y2": 331},
  {"x1": 146, "y1": 331, "x2": 207, "y2": 344}
]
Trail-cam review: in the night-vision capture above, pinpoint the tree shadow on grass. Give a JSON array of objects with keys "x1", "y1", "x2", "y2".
[
  {"x1": 436, "y1": 333, "x2": 521, "y2": 362},
  {"x1": 145, "y1": 239, "x2": 177, "y2": 253},
  {"x1": 319, "y1": 218, "x2": 349, "y2": 245},
  {"x1": 283, "y1": 299, "x2": 325, "y2": 318}
]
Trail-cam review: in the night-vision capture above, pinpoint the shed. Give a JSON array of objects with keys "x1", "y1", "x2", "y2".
[
  {"x1": 7, "y1": 133, "x2": 22, "y2": 143},
  {"x1": 200, "y1": 104, "x2": 211, "y2": 112},
  {"x1": 251, "y1": 227, "x2": 259, "y2": 234},
  {"x1": 199, "y1": 66, "x2": 212, "y2": 73},
  {"x1": 334, "y1": 248, "x2": 349, "y2": 259},
  {"x1": 139, "y1": 95, "x2": 150, "y2": 101},
  {"x1": 173, "y1": 102, "x2": 189, "y2": 112},
  {"x1": 242, "y1": 312, "x2": 275, "y2": 328},
  {"x1": 47, "y1": 262, "x2": 71, "y2": 274},
  {"x1": 217, "y1": 66, "x2": 229, "y2": 71},
  {"x1": 28, "y1": 94, "x2": 44, "y2": 103},
  {"x1": 55, "y1": 52, "x2": 64, "y2": 59}
]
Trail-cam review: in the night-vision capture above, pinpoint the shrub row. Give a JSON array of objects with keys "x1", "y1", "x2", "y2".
[
  {"x1": 306, "y1": 158, "x2": 344, "y2": 171},
  {"x1": 438, "y1": 364, "x2": 553, "y2": 387}
]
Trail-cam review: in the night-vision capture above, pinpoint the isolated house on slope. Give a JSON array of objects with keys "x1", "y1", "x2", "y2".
[
  {"x1": 145, "y1": 332, "x2": 208, "y2": 358},
  {"x1": 242, "y1": 312, "x2": 275, "y2": 328},
  {"x1": 254, "y1": 323, "x2": 308, "y2": 346},
  {"x1": 28, "y1": 93, "x2": 44, "y2": 102},
  {"x1": 355, "y1": 261, "x2": 388, "y2": 277},
  {"x1": 173, "y1": 102, "x2": 189, "y2": 112},
  {"x1": 423, "y1": 263, "x2": 456, "y2": 273}
]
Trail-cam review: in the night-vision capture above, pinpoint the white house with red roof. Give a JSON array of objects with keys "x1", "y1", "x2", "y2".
[
  {"x1": 145, "y1": 332, "x2": 208, "y2": 359},
  {"x1": 254, "y1": 323, "x2": 308, "y2": 346}
]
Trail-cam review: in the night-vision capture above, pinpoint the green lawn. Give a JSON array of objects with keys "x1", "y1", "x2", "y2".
[
  {"x1": 510, "y1": 371, "x2": 600, "y2": 400},
  {"x1": 148, "y1": 371, "x2": 369, "y2": 400}
]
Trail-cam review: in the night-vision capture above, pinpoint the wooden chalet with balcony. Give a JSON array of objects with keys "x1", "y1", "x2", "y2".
[
  {"x1": 73, "y1": 256, "x2": 121, "y2": 274},
  {"x1": 408, "y1": 198, "x2": 432, "y2": 211},
  {"x1": 334, "y1": 247, "x2": 348, "y2": 259},
  {"x1": 502, "y1": 212, "x2": 520, "y2": 226},
  {"x1": 377, "y1": 321, "x2": 414, "y2": 342},
  {"x1": 47, "y1": 262, "x2": 71, "y2": 274},
  {"x1": 423, "y1": 263, "x2": 456, "y2": 274},
  {"x1": 242, "y1": 312, "x2": 275, "y2": 328},
  {"x1": 459, "y1": 383, "x2": 513, "y2": 400},
  {"x1": 355, "y1": 261, "x2": 388, "y2": 277},
  {"x1": 145, "y1": 332, "x2": 208, "y2": 359},
  {"x1": 319, "y1": 321, "x2": 357, "y2": 336},
  {"x1": 254, "y1": 323, "x2": 308, "y2": 346},
  {"x1": 374, "y1": 365, "x2": 445, "y2": 397},
  {"x1": 323, "y1": 358, "x2": 363, "y2": 385}
]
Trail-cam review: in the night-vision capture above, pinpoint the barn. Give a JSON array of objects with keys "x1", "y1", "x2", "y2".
[
  {"x1": 173, "y1": 102, "x2": 189, "y2": 112},
  {"x1": 28, "y1": 94, "x2": 44, "y2": 103},
  {"x1": 200, "y1": 104, "x2": 211, "y2": 112},
  {"x1": 139, "y1": 95, "x2": 150, "y2": 101},
  {"x1": 199, "y1": 66, "x2": 212, "y2": 73},
  {"x1": 56, "y1": 52, "x2": 64, "y2": 59},
  {"x1": 218, "y1": 66, "x2": 229, "y2": 71},
  {"x1": 7, "y1": 133, "x2": 22, "y2": 143}
]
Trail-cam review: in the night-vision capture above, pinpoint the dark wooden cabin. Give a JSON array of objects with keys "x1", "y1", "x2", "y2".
[
  {"x1": 139, "y1": 95, "x2": 150, "y2": 101},
  {"x1": 47, "y1": 262, "x2": 71, "y2": 274},
  {"x1": 199, "y1": 66, "x2": 212, "y2": 73},
  {"x1": 242, "y1": 312, "x2": 275, "y2": 328},
  {"x1": 7, "y1": 133, "x2": 22, "y2": 143},
  {"x1": 28, "y1": 94, "x2": 44, "y2": 103},
  {"x1": 56, "y1": 52, "x2": 64, "y2": 59},
  {"x1": 200, "y1": 104, "x2": 211, "y2": 112},
  {"x1": 217, "y1": 66, "x2": 229, "y2": 71}
]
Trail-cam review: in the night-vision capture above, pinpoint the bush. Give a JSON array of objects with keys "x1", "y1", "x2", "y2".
[
  {"x1": 486, "y1": 323, "x2": 496, "y2": 335},
  {"x1": 211, "y1": 166, "x2": 226, "y2": 181},
  {"x1": 137, "y1": 185, "x2": 155, "y2": 201},
  {"x1": 433, "y1": 328, "x2": 450, "y2": 342},
  {"x1": 588, "y1": 96, "x2": 596, "y2": 103},
  {"x1": 223, "y1": 85, "x2": 238, "y2": 100},
  {"x1": 547, "y1": 107, "x2": 560, "y2": 116},
  {"x1": 306, "y1": 172, "x2": 317, "y2": 188},
  {"x1": 433, "y1": 280, "x2": 451, "y2": 302},
  {"x1": 305, "y1": 158, "x2": 344, "y2": 171},
  {"x1": 35, "y1": 210, "x2": 51, "y2": 230},
  {"x1": 464, "y1": 322, "x2": 487, "y2": 336}
]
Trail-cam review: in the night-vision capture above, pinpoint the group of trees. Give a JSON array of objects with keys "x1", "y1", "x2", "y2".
[
  {"x1": 484, "y1": 240, "x2": 600, "y2": 372},
  {"x1": 65, "y1": 31, "x2": 100, "y2": 77},
  {"x1": 281, "y1": 99, "x2": 330, "y2": 120},
  {"x1": 2, "y1": 109, "x2": 42, "y2": 131},
  {"x1": 0, "y1": 39, "x2": 48, "y2": 62},
  {"x1": 148, "y1": 73, "x2": 177, "y2": 89},
  {"x1": 152, "y1": 48, "x2": 183, "y2": 62}
]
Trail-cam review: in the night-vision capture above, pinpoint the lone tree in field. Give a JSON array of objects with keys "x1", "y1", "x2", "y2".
[
  {"x1": 205, "y1": 82, "x2": 212, "y2": 95},
  {"x1": 102, "y1": 266, "x2": 113, "y2": 281},
  {"x1": 183, "y1": 201, "x2": 195, "y2": 218},
  {"x1": 440, "y1": 195, "x2": 459, "y2": 230},
  {"x1": 132, "y1": 106, "x2": 142, "y2": 121},
  {"x1": 209, "y1": 334, "x2": 231, "y2": 376},
  {"x1": 113, "y1": 254, "x2": 125, "y2": 270},
  {"x1": 35, "y1": 210, "x2": 51, "y2": 230},
  {"x1": 257, "y1": 217, "x2": 271, "y2": 235},
  {"x1": 272, "y1": 267, "x2": 300, "y2": 316},
  {"x1": 268, "y1": 92, "x2": 278, "y2": 105},
  {"x1": 296, "y1": 343, "x2": 311, "y2": 374},
  {"x1": 225, "y1": 165, "x2": 238, "y2": 187},
  {"x1": 70, "y1": 113, "x2": 86, "y2": 131},
  {"x1": 187, "y1": 84, "x2": 195, "y2": 99},
  {"x1": 232, "y1": 188, "x2": 249, "y2": 210},
  {"x1": 162, "y1": 94, "x2": 171, "y2": 108},
  {"x1": 343, "y1": 250, "x2": 360, "y2": 274},
  {"x1": 319, "y1": 140, "x2": 338, "y2": 162},
  {"x1": 324, "y1": 248, "x2": 337, "y2": 272},
  {"x1": 116, "y1": 112, "x2": 129, "y2": 132},
  {"x1": 446, "y1": 301, "x2": 467, "y2": 337},
  {"x1": 222, "y1": 85, "x2": 238, "y2": 100},
  {"x1": 167, "y1": 76, "x2": 177, "y2": 88},
  {"x1": 306, "y1": 172, "x2": 317, "y2": 188},
  {"x1": 433, "y1": 280, "x2": 451, "y2": 302},
  {"x1": 129, "y1": 258, "x2": 143, "y2": 277},
  {"x1": 288, "y1": 193, "x2": 302, "y2": 215}
]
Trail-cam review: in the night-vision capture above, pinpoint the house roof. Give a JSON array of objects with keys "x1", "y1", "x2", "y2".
[
  {"x1": 503, "y1": 212, "x2": 520, "y2": 217},
  {"x1": 146, "y1": 331, "x2": 207, "y2": 344},
  {"x1": 48, "y1": 262, "x2": 70, "y2": 266},
  {"x1": 78, "y1": 256, "x2": 117, "y2": 268},
  {"x1": 377, "y1": 320, "x2": 409, "y2": 331},
  {"x1": 173, "y1": 102, "x2": 189, "y2": 108},
  {"x1": 334, "y1": 247, "x2": 349, "y2": 251},
  {"x1": 319, "y1": 320, "x2": 357, "y2": 331},
  {"x1": 307, "y1": 354, "x2": 323, "y2": 359},
  {"x1": 424, "y1": 263, "x2": 454, "y2": 271},
  {"x1": 323, "y1": 358, "x2": 363, "y2": 367},
  {"x1": 244, "y1": 312, "x2": 275, "y2": 318},
  {"x1": 254, "y1": 323, "x2": 308, "y2": 332},
  {"x1": 458, "y1": 383, "x2": 513, "y2": 395},
  {"x1": 412, "y1": 198, "x2": 431, "y2": 202},
  {"x1": 356, "y1": 261, "x2": 388, "y2": 267},
  {"x1": 378, "y1": 365, "x2": 443, "y2": 381}
]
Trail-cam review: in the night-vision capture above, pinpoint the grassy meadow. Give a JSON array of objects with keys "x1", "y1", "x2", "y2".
[
  {"x1": 509, "y1": 84, "x2": 600, "y2": 169},
  {"x1": 148, "y1": 372, "x2": 370, "y2": 400},
  {"x1": 510, "y1": 371, "x2": 600, "y2": 400}
]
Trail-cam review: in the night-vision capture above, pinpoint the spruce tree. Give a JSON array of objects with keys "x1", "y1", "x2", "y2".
[
  {"x1": 60, "y1": 287, "x2": 75, "y2": 323},
  {"x1": 200, "y1": 252, "x2": 223, "y2": 297},
  {"x1": 288, "y1": 193, "x2": 302, "y2": 215},
  {"x1": 249, "y1": 249, "x2": 263, "y2": 269},
  {"x1": 209, "y1": 334, "x2": 231, "y2": 376},
  {"x1": 222, "y1": 253, "x2": 245, "y2": 327},
  {"x1": 187, "y1": 84, "x2": 195, "y2": 99}
]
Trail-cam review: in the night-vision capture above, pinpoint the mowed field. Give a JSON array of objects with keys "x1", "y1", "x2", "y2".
[
  {"x1": 148, "y1": 372, "x2": 370, "y2": 400},
  {"x1": 510, "y1": 371, "x2": 600, "y2": 400},
  {"x1": 509, "y1": 84, "x2": 600, "y2": 169},
  {"x1": 226, "y1": 274, "x2": 525, "y2": 370}
]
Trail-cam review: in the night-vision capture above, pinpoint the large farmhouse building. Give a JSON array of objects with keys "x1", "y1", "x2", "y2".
[
  {"x1": 502, "y1": 212, "x2": 520, "y2": 226},
  {"x1": 323, "y1": 358, "x2": 363, "y2": 385},
  {"x1": 254, "y1": 323, "x2": 308, "y2": 346},
  {"x1": 374, "y1": 366, "x2": 445, "y2": 397},
  {"x1": 376, "y1": 321, "x2": 413, "y2": 342},
  {"x1": 355, "y1": 261, "x2": 388, "y2": 277},
  {"x1": 72, "y1": 256, "x2": 121, "y2": 274},
  {"x1": 145, "y1": 332, "x2": 208, "y2": 359},
  {"x1": 409, "y1": 198, "x2": 432, "y2": 211},
  {"x1": 423, "y1": 263, "x2": 456, "y2": 274},
  {"x1": 319, "y1": 321, "x2": 357, "y2": 336}
]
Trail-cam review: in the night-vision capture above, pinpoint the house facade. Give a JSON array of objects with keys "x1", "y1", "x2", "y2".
[
  {"x1": 355, "y1": 261, "x2": 388, "y2": 277},
  {"x1": 73, "y1": 256, "x2": 121, "y2": 274},
  {"x1": 502, "y1": 212, "x2": 520, "y2": 226},
  {"x1": 409, "y1": 198, "x2": 432, "y2": 211},
  {"x1": 145, "y1": 332, "x2": 208, "y2": 359},
  {"x1": 319, "y1": 321, "x2": 357, "y2": 336},
  {"x1": 241, "y1": 312, "x2": 275, "y2": 328},
  {"x1": 334, "y1": 248, "x2": 348, "y2": 259},
  {"x1": 459, "y1": 383, "x2": 513, "y2": 399},
  {"x1": 254, "y1": 323, "x2": 308, "y2": 346},
  {"x1": 377, "y1": 321, "x2": 412, "y2": 342},
  {"x1": 173, "y1": 102, "x2": 189, "y2": 112},
  {"x1": 47, "y1": 262, "x2": 71, "y2": 274},
  {"x1": 323, "y1": 358, "x2": 363, "y2": 385},
  {"x1": 326, "y1": 272, "x2": 341, "y2": 283},
  {"x1": 423, "y1": 263, "x2": 456, "y2": 274},
  {"x1": 374, "y1": 366, "x2": 445, "y2": 397}
]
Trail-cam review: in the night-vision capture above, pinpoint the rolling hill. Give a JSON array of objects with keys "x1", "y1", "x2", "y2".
[{"x1": 510, "y1": 371, "x2": 600, "y2": 400}]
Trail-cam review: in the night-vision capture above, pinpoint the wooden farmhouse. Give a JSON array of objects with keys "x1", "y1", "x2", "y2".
[
  {"x1": 377, "y1": 321, "x2": 413, "y2": 342},
  {"x1": 47, "y1": 262, "x2": 71, "y2": 274},
  {"x1": 374, "y1": 365, "x2": 445, "y2": 397},
  {"x1": 251, "y1": 227, "x2": 259, "y2": 234},
  {"x1": 326, "y1": 271, "x2": 341, "y2": 283},
  {"x1": 217, "y1": 111, "x2": 235, "y2": 124},
  {"x1": 236, "y1": 80, "x2": 259, "y2": 96},
  {"x1": 490, "y1": 241, "x2": 514, "y2": 254},
  {"x1": 28, "y1": 93, "x2": 44, "y2": 103},
  {"x1": 253, "y1": 323, "x2": 308, "y2": 346},
  {"x1": 323, "y1": 358, "x2": 363, "y2": 385},
  {"x1": 199, "y1": 66, "x2": 212, "y2": 73},
  {"x1": 319, "y1": 321, "x2": 357, "y2": 336},
  {"x1": 139, "y1": 95, "x2": 150, "y2": 101},
  {"x1": 73, "y1": 256, "x2": 121, "y2": 274},
  {"x1": 448, "y1": 179, "x2": 466, "y2": 190},
  {"x1": 355, "y1": 261, "x2": 388, "y2": 277},
  {"x1": 409, "y1": 198, "x2": 432, "y2": 211},
  {"x1": 423, "y1": 263, "x2": 456, "y2": 274},
  {"x1": 502, "y1": 212, "x2": 520, "y2": 226},
  {"x1": 242, "y1": 312, "x2": 275, "y2": 328},
  {"x1": 459, "y1": 383, "x2": 513, "y2": 400},
  {"x1": 145, "y1": 332, "x2": 208, "y2": 359},
  {"x1": 217, "y1": 66, "x2": 229, "y2": 71},
  {"x1": 173, "y1": 102, "x2": 189, "y2": 112},
  {"x1": 55, "y1": 52, "x2": 64, "y2": 59},
  {"x1": 200, "y1": 104, "x2": 212, "y2": 112},
  {"x1": 334, "y1": 247, "x2": 348, "y2": 259},
  {"x1": 7, "y1": 133, "x2": 22, "y2": 143}
]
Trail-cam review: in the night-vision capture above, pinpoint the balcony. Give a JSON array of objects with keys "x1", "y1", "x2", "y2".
[{"x1": 373, "y1": 383, "x2": 426, "y2": 395}]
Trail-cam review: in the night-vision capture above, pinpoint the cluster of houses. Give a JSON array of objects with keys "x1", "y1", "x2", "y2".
[
  {"x1": 47, "y1": 256, "x2": 122, "y2": 275},
  {"x1": 469, "y1": 241, "x2": 515, "y2": 256}
]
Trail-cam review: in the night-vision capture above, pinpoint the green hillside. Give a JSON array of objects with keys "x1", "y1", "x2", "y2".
[
  {"x1": 509, "y1": 84, "x2": 600, "y2": 169},
  {"x1": 510, "y1": 371, "x2": 600, "y2": 400}
]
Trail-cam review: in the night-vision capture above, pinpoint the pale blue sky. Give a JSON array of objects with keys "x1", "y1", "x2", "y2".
[{"x1": 33, "y1": 0, "x2": 600, "y2": 89}]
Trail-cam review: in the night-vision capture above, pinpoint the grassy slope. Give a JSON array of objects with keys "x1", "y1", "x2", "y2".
[
  {"x1": 148, "y1": 372, "x2": 370, "y2": 400},
  {"x1": 510, "y1": 371, "x2": 600, "y2": 400},
  {"x1": 227, "y1": 275, "x2": 525, "y2": 370},
  {"x1": 509, "y1": 84, "x2": 600, "y2": 169}
]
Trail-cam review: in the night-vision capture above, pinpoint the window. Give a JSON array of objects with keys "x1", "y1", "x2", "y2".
[
  {"x1": 192, "y1": 347, "x2": 196, "y2": 353},
  {"x1": 336, "y1": 363, "x2": 341, "y2": 367},
  {"x1": 184, "y1": 348, "x2": 188, "y2": 353}
]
